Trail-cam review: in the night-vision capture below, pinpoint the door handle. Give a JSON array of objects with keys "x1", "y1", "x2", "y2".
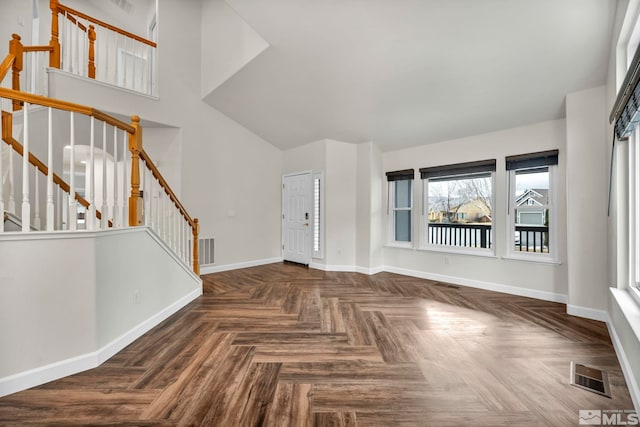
[{"x1": 303, "y1": 223, "x2": 309, "y2": 226}]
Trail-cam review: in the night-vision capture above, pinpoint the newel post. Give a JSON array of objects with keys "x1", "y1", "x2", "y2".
[
  {"x1": 192, "y1": 218, "x2": 200, "y2": 275},
  {"x1": 128, "y1": 115, "x2": 143, "y2": 226},
  {"x1": 88, "y1": 25, "x2": 96, "y2": 79},
  {"x1": 49, "y1": 0, "x2": 61, "y2": 69},
  {"x1": 9, "y1": 34, "x2": 23, "y2": 111}
]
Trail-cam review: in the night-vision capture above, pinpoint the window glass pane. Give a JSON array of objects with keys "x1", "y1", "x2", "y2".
[
  {"x1": 395, "y1": 180, "x2": 412, "y2": 208},
  {"x1": 395, "y1": 210, "x2": 411, "y2": 242},
  {"x1": 514, "y1": 168, "x2": 549, "y2": 253},
  {"x1": 427, "y1": 174, "x2": 492, "y2": 249}
]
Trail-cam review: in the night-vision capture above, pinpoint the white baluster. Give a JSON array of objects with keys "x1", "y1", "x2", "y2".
[
  {"x1": 46, "y1": 107, "x2": 54, "y2": 231},
  {"x1": 155, "y1": 183, "x2": 160, "y2": 234},
  {"x1": 8, "y1": 143, "x2": 15, "y2": 214},
  {"x1": 113, "y1": 126, "x2": 119, "y2": 227},
  {"x1": 68, "y1": 112, "x2": 77, "y2": 231},
  {"x1": 87, "y1": 116, "x2": 95, "y2": 230},
  {"x1": 148, "y1": 176, "x2": 154, "y2": 231},
  {"x1": 22, "y1": 103, "x2": 30, "y2": 232},
  {"x1": 144, "y1": 164, "x2": 150, "y2": 226},
  {"x1": 0, "y1": 136, "x2": 4, "y2": 232},
  {"x1": 122, "y1": 129, "x2": 128, "y2": 227},
  {"x1": 101, "y1": 122, "x2": 107, "y2": 229},
  {"x1": 161, "y1": 191, "x2": 166, "y2": 241},
  {"x1": 33, "y1": 167, "x2": 40, "y2": 229},
  {"x1": 173, "y1": 206, "x2": 178, "y2": 252},
  {"x1": 175, "y1": 208, "x2": 179, "y2": 254},
  {"x1": 56, "y1": 185, "x2": 62, "y2": 230}
]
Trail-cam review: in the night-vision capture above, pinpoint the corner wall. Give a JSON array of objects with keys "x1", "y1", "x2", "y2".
[{"x1": 565, "y1": 86, "x2": 609, "y2": 317}]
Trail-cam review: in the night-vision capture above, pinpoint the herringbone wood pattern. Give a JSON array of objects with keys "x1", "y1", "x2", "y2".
[{"x1": 0, "y1": 263, "x2": 634, "y2": 426}]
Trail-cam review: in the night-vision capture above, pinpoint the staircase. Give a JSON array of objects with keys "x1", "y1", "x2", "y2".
[{"x1": 0, "y1": 1, "x2": 202, "y2": 399}]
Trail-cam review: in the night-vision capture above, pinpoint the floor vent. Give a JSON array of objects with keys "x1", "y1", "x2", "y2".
[{"x1": 570, "y1": 362, "x2": 611, "y2": 398}]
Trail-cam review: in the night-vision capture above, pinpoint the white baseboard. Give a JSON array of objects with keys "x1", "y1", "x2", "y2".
[
  {"x1": 0, "y1": 288, "x2": 202, "y2": 398},
  {"x1": 200, "y1": 257, "x2": 283, "y2": 274},
  {"x1": 356, "y1": 266, "x2": 385, "y2": 275},
  {"x1": 607, "y1": 312, "x2": 640, "y2": 412},
  {"x1": 566, "y1": 304, "x2": 608, "y2": 322},
  {"x1": 382, "y1": 265, "x2": 568, "y2": 304},
  {"x1": 96, "y1": 288, "x2": 202, "y2": 364}
]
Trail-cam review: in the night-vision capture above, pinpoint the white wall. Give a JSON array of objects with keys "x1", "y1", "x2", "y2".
[
  {"x1": 0, "y1": 234, "x2": 96, "y2": 378},
  {"x1": 356, "y1": 141, "x2": 383, "y2": 271},
  {"x1": 324, "y1": 140, "x2": 357, "y2": 268},
  {"x1": 282, "y1": 139, "x2": 325, "y2": 174},
  {"x1": 47, "y1": 0, "x2": 284, "y2": 267},
  {"x1": 566, "y1": 86, "x2": 608, "y2": 313},
  {"x1": 382, "y1": 119, "x2": 568, "y2": 299},
  {"x1": 200, "y1": 0, "x2": 269, "y2": 98},
  {"x1": 143, "y1": 127, "x2": 182, "y2": 199}
]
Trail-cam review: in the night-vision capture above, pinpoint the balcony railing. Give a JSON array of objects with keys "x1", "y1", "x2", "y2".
[
  {"x1": 515, "y1": 225, "x2": 549, "y2": 253},
  {"x1": 428, "y1": 222, "x2": 492, "y2": 249}
]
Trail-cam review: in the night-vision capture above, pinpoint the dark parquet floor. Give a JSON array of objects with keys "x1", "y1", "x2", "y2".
[{"x1": 0, "y1": 262, "x2": 634, "y2": 426}]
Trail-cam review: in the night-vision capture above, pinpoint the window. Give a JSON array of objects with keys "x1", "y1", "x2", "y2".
[
  {"x1": 312, "y1": 172, "x2": 323, "y2": 258},
  {"x1": 506, "y1": 150, "x2": 558, "y2": 260},
  {"x1": 420, "y1": 160, "x2": 495, "y2": 251},
  {"x1": 386, "y1": 169, "x2": 414, "y2": 244}
]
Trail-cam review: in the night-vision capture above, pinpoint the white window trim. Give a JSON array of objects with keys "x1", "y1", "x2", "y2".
[
  {"x1": 388, "y1": 180, "x2": 413, "y2": 246},
  {"x1": 421, "y1": 172, "x2": 496, "y2": 255},
  {"x1": 312, "y1": 171, "x2": 324, "y2": 259},
  {"x1": 507, "y1": 165, "x2": 558, "y2": 262}
]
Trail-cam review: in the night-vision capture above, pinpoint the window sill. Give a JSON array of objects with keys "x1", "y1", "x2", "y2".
[
  {"x1": 417, "y1": 245, "x2": 496, "y2": 258},
  {"x1": 385, "y1": 242, "x2": 414, "y2": 250},
  {"x1": 501, "y1": 254, "x2": 561, "y2": 265}
]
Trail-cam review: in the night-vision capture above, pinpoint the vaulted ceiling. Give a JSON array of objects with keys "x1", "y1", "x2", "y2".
[{"x1": 205, "y1": 0, "x2": 617, "y2": 151}]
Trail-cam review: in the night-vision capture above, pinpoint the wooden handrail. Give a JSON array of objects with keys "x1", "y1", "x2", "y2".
[
  {"x1": 23, "y1": 46, "x2": 54, "y2": 53},
  {"x1": 0, "y1": 87, "x2": 135, "y2": 133},
  {"x1": 0, "y1": 53, "x2": 15, "y2": 83},
  {"x1": 139, "y1": 148, "x2": 196, "y2": 229},
  {"x1": 55, "y1": 1, "x2": 157, "y2": 48},
  {"x1": 2, "y1": 111, "x2": 109, "y2": 225}
]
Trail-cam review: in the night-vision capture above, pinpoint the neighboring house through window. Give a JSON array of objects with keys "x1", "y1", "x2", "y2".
[
  {"x1": 420, "y1": 160, "x2": 495, "y2": 252},
  {"x1": 506, "y1": 150, "x2": 558, "y2": 260}
]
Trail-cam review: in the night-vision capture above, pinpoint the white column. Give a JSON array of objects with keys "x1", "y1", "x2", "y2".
[
  {"x1": 68, "y1": 112, "x2": 77, "y2": 231},
  {"x1": 87, "y1": 116, "x2": 95, "y2": 230},
  {"x1": 46, "y1": 107, "x2": 55, "y2": 231},
  {"x1": 21, "y1": 103, "x2": 30, "y2": 232}
]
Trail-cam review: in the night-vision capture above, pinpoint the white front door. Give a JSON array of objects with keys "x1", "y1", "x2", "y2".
[{"x1": 282, "y1": 172, "x2": 312, "y2": 265}]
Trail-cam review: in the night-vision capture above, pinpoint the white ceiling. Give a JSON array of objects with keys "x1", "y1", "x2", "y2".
[{"x1": 205, "y1": 0, "x2": 617, "y2": 151}]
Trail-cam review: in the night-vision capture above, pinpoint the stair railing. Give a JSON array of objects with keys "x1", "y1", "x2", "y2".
[
  {"x1": 49, "y1": 0, "x2": 158, "y2": 95},
  {"x1": 0, "y1": 87, "x2": 199, "y2": 274}
]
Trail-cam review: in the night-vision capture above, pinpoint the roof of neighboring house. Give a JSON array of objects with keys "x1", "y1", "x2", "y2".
[{"x1": 516, "y1": 188, "x2": 548, "y2": 206}]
